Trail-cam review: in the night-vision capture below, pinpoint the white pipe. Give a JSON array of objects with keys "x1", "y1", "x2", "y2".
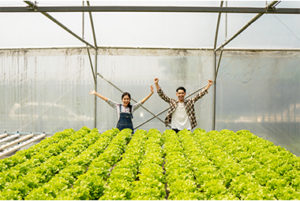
[
  {"x1": 0, "y1": 134, "x2": 46, "y2": 158},
  {"x1": 0, "y1": 134, "x2": 34, "y2": 151},
  {"x1": 0, "y1": 134, "x2": 8, "y2": 139},
  {"x1": 0, "y1": 134, "x2": 20, "y2": 144}
]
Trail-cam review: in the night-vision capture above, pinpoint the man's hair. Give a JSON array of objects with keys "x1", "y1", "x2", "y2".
[{"x1": 176, "y1": 87, "x2": 186, "y2": 93}]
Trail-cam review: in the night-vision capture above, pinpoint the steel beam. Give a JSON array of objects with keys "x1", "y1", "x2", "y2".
[
  {"x1": 212, "y1": 1, "x2": 224, "y2": 131},
  {"x1": 96, "y1": 73, "x2": 167, "y2": 127},
  {"x1": 216, "y1": 1, "x2": 280, "y2": 51},
  {"x1": 135, "y1": 85, "x2": 206, "y2": 129},
  {"x1": 87, "y1": 1, "x2": 98, "y2": 48},
  {"x1": 23, "y1": 1, "x2": 96, "y2": 49},
  {"x1": 213, "y1": 51, "x2": 217, "y2": 131},
  {"x1": 87, "y1": 48, "x2": 96, "y2": 84},
  {"x1": 1, "y1": 5, "x2": 300, "y2": 14},
  {"x1": 214, "y1": 1, "x2": 224, "y2": 50},
  {"x1": 216, "y1": 50, "x2": 224, "y2": 78},
  {"x1": 212, "y1": 1, "x2": 280, "y2": 130},
  {"x1": 212, "y1": 1, "x2": 224, "y2": 130},
  {"x1": 94, "y1": 49, "x2": 98, "y2": 128}
]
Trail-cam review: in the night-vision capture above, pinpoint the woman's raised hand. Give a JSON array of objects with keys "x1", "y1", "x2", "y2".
[
  {"x1": 150, "y1": 85, "x2": 154, "y2": 93},
  {"x1": 89, "y1": 90, "x2": 96, "y2": 95}
]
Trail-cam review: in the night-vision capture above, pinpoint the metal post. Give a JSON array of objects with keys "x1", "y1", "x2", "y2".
[
  {"x1": 216, "y1": 50, "x2": 224, "y2": 79},
  {"x1": 216, "y1": 1, "x2": 280, "y2": 51},
  {"x1": 212, "y1": 1, "x2": 224, "y2": 131},
  {"x1": 212, "y1": 0, "x2": 280, "y2": 130},
  {"x1": 94, "y1": 48, "x2": 98, "y2": 128},
  {"x1": 212, "y1": 51, "x2": 217, "y2": 130},
  {"x1": 82, "y1": 0, "x2": 85, "y2": 39},
  {"x1": 87, "y1": 1, "x2": 98, "y2": 48}
]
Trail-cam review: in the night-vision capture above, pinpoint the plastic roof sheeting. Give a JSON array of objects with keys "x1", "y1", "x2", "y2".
[
  {"x1": 0, "y1": 13, "x2": 85, "y2": 48},
  {"x1": 224, "y1": 14, "x2": 300, "y2": 49},
  {"x1": 93, "y1": 12, "x2": 218, "y2": 48},
  {"x1": 0, "y1": 1, "x2": 299, "y2": 49}
]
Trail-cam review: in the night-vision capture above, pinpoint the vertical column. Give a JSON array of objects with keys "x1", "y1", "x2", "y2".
[
  {"x1": 94, "y1": 49, "x2": 98, "y2": 128},
  {"x1": 212, "y1": 51, "x2": 217, "y2": 130}
]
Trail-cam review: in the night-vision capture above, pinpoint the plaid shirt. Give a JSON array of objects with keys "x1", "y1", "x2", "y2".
[{"x1": 157, "y1": 88, "x2": 208, "y2": 129}]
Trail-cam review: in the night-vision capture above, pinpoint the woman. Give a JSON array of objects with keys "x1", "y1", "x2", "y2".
[{"x1": 89, "y1": 86, "x2": 154, "y2": 131}]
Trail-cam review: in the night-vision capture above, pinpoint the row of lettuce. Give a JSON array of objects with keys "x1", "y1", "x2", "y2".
[{"x1": 0, "y1": 127, "x2": 299, "y2": 200}]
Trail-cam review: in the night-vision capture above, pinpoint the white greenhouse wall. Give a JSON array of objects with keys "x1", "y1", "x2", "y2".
[{"x1": 0, "y1": 47, "x2": 299, "y2": 155}]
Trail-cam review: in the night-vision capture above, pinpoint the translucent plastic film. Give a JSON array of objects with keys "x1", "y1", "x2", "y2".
[
  {"x1": 96, "y1": 49, "x2": 214, "y2": 132},
  {"x1": 1, "y1": 47, "x2": 299, "y2": 156},
  {"x1": 0, "y1": 48, "x2": 214, "y2": 133},
  {"x1": 0, "y1": 48, "x2": 94, "y2": 133},
  {"x1": 216, "y1": 50, "x2": 300, "y2": 155}
]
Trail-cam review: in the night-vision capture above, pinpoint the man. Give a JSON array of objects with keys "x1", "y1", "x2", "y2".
[{"x1": 154, "y1": 78, "x2": 213, "y2": 132}]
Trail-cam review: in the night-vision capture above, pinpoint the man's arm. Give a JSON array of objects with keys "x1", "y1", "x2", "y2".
[
  {"x1": 203, "y1": 80, "x2": 213, "y2": 91},
  {"x1": 154, "y1": 78, "x2": 172, "y2": 103},
  {"x1": 192, "y1": 80, "x2": 213, "y2": 103}
]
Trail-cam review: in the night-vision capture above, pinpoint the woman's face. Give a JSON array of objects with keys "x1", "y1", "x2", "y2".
[{"x1": 122, "y1": 95, "x2": 131, "y2": 107}]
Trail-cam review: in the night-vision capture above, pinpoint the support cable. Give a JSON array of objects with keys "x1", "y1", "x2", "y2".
[
  {"x1": 135, "y1": 85, "x2": 207, "y2": 129},
  {"x1": 96, "y1": 73, "x2": 167, "y2": 127}
]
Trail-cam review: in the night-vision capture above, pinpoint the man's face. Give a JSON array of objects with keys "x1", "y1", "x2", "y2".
[{"x1": 176, "y1": 89, "x2": 186, "y2": 102}]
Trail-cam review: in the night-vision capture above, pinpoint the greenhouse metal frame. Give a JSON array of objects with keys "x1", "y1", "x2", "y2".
[{"x1": 1, "y1": 0, "x2": 300, "y2": 155}]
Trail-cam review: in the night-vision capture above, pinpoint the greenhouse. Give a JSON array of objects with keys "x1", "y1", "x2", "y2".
[{"x1": 0, "y1": 0, "x2": 299, "y2": 200}]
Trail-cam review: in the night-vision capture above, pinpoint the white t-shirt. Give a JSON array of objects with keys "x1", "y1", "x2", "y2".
[{"x1": 171, "y1": 102, "x2": 191, "y2": 130}]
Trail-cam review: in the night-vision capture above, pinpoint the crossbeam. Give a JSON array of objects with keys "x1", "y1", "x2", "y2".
[
  {"x1": 23, "y1": 1, "x2": 96, "y2": 49},
  {"x1": 0, "y1": 6, "x2": 299, "y2": 14}
]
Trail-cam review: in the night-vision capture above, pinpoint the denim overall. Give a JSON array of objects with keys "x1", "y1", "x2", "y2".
[{"x1": 116, "y1": 104, "x2": 133, "y2": 131}]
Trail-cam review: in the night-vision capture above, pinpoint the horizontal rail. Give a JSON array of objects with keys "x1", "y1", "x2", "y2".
[{"x1": 0, "y1": 6, "x2": 299, "y2": 14}]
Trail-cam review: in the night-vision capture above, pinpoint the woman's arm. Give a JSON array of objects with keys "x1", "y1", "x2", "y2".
[
  {"x1": 89, "y1": 90, "x2": 119, "y2": 111},
  {"x1": 141, "y1": 85, "x2": 154, "y2": 104},
  {"x1": 89, "y1": 90, "x2": 108, "y2": 102}
]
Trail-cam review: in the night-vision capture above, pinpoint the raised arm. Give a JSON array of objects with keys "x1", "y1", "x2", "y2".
[
  {"x1": 192, "y1": 80, "x2": 213, "y2": 103},
  {"x1": 89, "y1": 90, "x2": 108, "y2": 102},
  {"x1": 154, "y1": 78, "x2": 161, "y2": 91},
  {"x1": 154, "y1": 78, "x2": 172, "y2": 103},
  {"x1": 203, "y1": 80, "x2": 213, "y2": 91},
  {"x1": 141, "y1": 85, "x2": 154, "y2": 104}
]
